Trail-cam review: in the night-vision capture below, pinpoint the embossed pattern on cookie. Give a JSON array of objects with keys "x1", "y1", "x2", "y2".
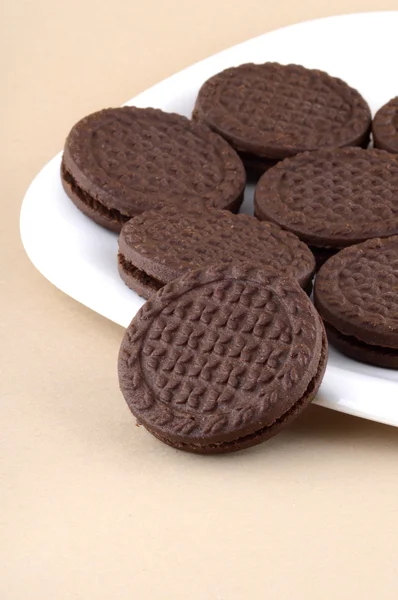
[
  {"x1": 314, "y1": 236, "x2": 398, "y2": 368},
  {"x1": 193, "y1": 63, "x2": 371, "y2": 161},
  {"x1": 254, "y1": 147, "x2": 398, "y2": 253},
  {"x1": 118, "y1": 205, "x2": 315, "y2": 298},
  {"x1": 61, "y1": 107, "x2": 246, "y2": 231},
  {"x1": 373, "y1": 97, "x2": 398, "y2": 154},
  {"x1": 118, "y1": 263, "x2": 327, "y2": 453}
]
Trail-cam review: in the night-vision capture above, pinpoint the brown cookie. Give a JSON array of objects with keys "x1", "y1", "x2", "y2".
[
  {"x1": 373, "y1": 97, "x2": 398, "y2": 154},
  {"x1": 254, "y1": 147, "x2": 398, "y2": 265},
  {"x1": 118, "y1": 263, "x2": 328, "y2": 454},
  {"x1": 118, "y1": 205, "x2": 315, "y2": 298},
  {"x1": 61, "y1": 107, "x2": 246, "y2": 232},
  {"x1": 193, "y1": 62, "x2": 371, "y2": 174},
  {"x1": 314, "y1": 236, "x2": 398, "y2": 368}
]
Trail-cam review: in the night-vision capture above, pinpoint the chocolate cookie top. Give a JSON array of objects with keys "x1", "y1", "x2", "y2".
[
  {"x1": 254, "y1": 147, "x2": 398, "y2": 248},
  {"x1": 193, "y1": 63, "x2": 371, "y2": 159},
  {"x1": 314, "y1": 236, "x2": 398, "y2": 349},
  {"x1": 118, "y1": 264, "x2": 325, "y2": 447},
  {"x1": 373, "y1": 97, "x2": 398, "y2": 153},
  {"x1": 119, "y1": 205, "x2": 315, "y2": 289},
  {"x1": 63, "y1": 106, "x2": 246, "y2": 216}
]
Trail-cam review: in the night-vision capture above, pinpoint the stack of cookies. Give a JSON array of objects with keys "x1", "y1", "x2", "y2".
[{"x1": 61, "y1": 62, "x2": 398, "y2": 454}]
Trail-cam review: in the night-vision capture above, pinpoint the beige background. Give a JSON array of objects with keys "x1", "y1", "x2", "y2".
[{"x1": 2, "y1": 1, "x2": 398, "y2": 598}]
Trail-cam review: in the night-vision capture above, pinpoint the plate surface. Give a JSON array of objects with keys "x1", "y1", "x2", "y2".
[{"x1": 20, "y1": 12, "x2": 398, "y2": 427}]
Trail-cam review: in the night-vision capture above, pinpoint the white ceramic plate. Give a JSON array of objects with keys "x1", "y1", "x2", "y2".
[{"x1": 21, "y1": 12, "x2": 398, "y2": 427}]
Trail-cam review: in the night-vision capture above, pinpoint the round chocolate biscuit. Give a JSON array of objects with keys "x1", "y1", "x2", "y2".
[
  {"x1": 61, "y1": 107, "x2": 246, "y2": 232},
  {"x1": 118, "y1": 263, "x2": 327, "y2": 454},
  {"x1": 118, "y1": 205, "x2": 315, "y2": 298},
  {"x1": 373, "y1": 97, "x2": 398, "y2": 154},
  {"x1": 193, "y1": 62, "x2": 371, "y2": 171},
  {"x1": 314, "y1": 236, "x2": 398, "y2": 368},
  {"x1": 323, "y1": 323, "x2": 398, "y2": 370},
  {"x1": 254, "y1": 147, "x2": 398, "y2": 259}
]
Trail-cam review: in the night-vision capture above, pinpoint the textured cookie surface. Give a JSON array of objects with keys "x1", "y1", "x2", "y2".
[
  {"x1": 255, "y1": 148, "x2": 398, "y2": 248},
  {"x1": 118, "y1": 264, "x2": 327, "y2": 453},
  {"x1": 373, "y1": 97, "x2": 398, "y2": 154},
  {"x1": 193, "y1": 63, "x2": 371, "y2": 159},
  {"x1": 118, "y1": 205, "x2": 315, "y2": 293},
  {"x1": 62, "y1": 106, "x2": 246, "y2": 228},
  {"x1": 314, "y1": 236, "x2": 398, "y2": 350}
]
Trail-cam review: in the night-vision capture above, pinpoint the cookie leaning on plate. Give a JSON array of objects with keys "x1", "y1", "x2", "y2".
[
  {"x1": 314, "y1": 236, "x2": 398, "y2": 368},
  {"x1": 61, "y1": 107, "x2": 246, "y2": 232},
  {"x1": 118, "y1": 263, "x2": 328, "y2": 454},
  {"x1": 373, "y1": 97, "x2": 398, "y2": 154},
  {"x1": 193, "y1": 62, "x2": 371, "y2": 175},
  {"x1": 118, "y1": 204, "x2": 315, "y2": 298},
  {"x1": 254, "y1": 147, "x2": 398, "y2": 267}
]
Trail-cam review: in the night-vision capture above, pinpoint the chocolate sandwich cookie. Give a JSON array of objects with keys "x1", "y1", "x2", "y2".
[
  {"x1": 193, "y1": 62, "x2": 371, "y2": 175},
  {"x1": 118, "y1": 205, "x2": 316, "y2": 298},
  {"x1": 61, "y1": 107, "x2": 246, "y2": 232},
  {"x1": 254, "y1": 147, "x2": 398, "y2": 267},
  {"x1": 314, "y1": 236, "x2": 398, "y2": 368},
  {"x1": 118, "y1": 263, "x2": 327, "y2": 454},
  {"x1": 373, "y1": 97, "x2": 398, "y2": 154}
]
